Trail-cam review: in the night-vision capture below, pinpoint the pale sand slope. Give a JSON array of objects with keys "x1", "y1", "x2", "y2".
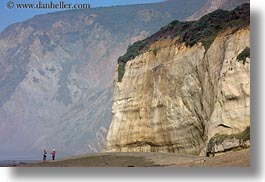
[{"x1": 20, "y1": 148, "x2": 249, "y2": 167}]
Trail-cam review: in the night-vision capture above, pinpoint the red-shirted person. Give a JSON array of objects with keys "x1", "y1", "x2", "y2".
[{"x1": 51, "y1": 149, "x2": 56, "y2": 160}]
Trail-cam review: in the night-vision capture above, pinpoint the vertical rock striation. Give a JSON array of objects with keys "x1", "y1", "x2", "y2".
[{"x1": 105, "y1": 4, "x2": 250, "y2": 155}]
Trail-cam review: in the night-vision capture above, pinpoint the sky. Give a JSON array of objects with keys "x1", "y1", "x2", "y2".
[{"x1": 0, "y1": 0, "x2": 163, "y2": 32}]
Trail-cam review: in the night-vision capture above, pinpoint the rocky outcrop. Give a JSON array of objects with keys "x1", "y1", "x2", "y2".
[
  {"x1": 105, "y1": 4, "x2": 250, "y2": 155},
  {"x1": 207, "y1": 127, "x2": 250, "y2": 156}
]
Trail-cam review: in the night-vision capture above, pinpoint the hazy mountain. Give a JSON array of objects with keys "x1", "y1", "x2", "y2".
[
  {"x1": 0, "y1": 0, "x2": 208, "y2": 159},
  {"x1": 187, "y1": 0, "x2": 250, "y2": 21}
]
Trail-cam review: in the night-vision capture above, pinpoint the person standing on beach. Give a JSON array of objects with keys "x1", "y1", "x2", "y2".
[
  {"x1": 51, "y1": 149, "x2": 56, "y2": 160},
  {"x1": 43, "y1": 150, "x2": 47, "y2": 161}
]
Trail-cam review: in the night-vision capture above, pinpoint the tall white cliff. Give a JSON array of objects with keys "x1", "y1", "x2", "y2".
[{"x1": 105, "y1": 5, "x2": 250, "y2": 155}]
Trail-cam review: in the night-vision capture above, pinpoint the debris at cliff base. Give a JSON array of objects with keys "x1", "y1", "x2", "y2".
[{"x1": 207, "y1": 127, "x2": 250, "y2": 156}]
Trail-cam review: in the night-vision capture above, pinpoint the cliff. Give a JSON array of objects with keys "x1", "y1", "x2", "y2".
[
  {"x1": 105, "y1": 4, "x2": 250, "y2": 155},
  {"x1": 0, "y1": 0, "x2": 208, "y2": 158}
]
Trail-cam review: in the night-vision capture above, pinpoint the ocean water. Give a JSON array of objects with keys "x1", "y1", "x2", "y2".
[{"x1": 0, "y1": 160, "x2": 41, "y2": 167}]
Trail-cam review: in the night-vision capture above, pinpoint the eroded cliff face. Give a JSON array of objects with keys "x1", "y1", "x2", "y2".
[{"x1": 105, "y1": 25, "x2": 250, "y2": 155}]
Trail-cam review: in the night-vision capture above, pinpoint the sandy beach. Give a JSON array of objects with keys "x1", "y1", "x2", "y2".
[{"x1": 15, "y1": 148, "x2": 250, "y2": 167}]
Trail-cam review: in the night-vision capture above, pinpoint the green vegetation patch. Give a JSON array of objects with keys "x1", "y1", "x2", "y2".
[
  {"x1": 118, "y1": 40, "x2": 147, "y2": 64},
  {"x1": 237, "y1": 47, "x2": 250, "y2": 64},
  {"x1": 153, "y1": 47, "x2": 160, "y2": 56},
  {"x1": 117, "y1": 41, "x2": 147, "y2": 82},
  {"x1": 118, "y1": 63, "x2": 126, "y2": 82},
  {"x1": 160, "y1": 20, "x2": 180, "y2": 32},
  {"x1": 209, "y1": 126, "x2": 250, "y2": 146}
]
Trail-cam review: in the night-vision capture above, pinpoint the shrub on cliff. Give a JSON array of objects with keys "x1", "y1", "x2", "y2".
[
  {"x1": 118, "y1": 40, "x2": 147, "y2": 64},
  {"x1": 237, "y1": 47, "x2": 250, "y2": 64},
  {"x1": 117, "y1": 41, "x2": 146, "y2": 82}
]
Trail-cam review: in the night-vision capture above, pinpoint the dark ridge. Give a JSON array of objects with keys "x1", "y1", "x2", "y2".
[
  {"x1": 220, "y1": 0, "x2": 250, "y2": 11},
  {"x1": 117, "y1": 3, "x2": 250, "y2": 82}
]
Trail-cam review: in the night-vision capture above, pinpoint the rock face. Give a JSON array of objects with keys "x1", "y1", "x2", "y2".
[
  {"x1": 207, "y1": 127, "x2": 250, "y2": 155},
  {"x1": 208, "y1": 138, "x2": 249, "y2": 155},
  {"x1": 0, "y1": 0, "x2": 209, "y2": 158},
  {"x1": 105, "y1": 4, "x2": 250, "y2": 155}
]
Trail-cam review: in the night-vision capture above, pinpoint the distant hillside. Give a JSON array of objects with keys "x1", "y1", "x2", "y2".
[
  {"x1": 187, "y1": 0, "x2": 250, "y2": 21},
  {"x1": 0, "y1": 0, "x2": 207, "y2": 159}
]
